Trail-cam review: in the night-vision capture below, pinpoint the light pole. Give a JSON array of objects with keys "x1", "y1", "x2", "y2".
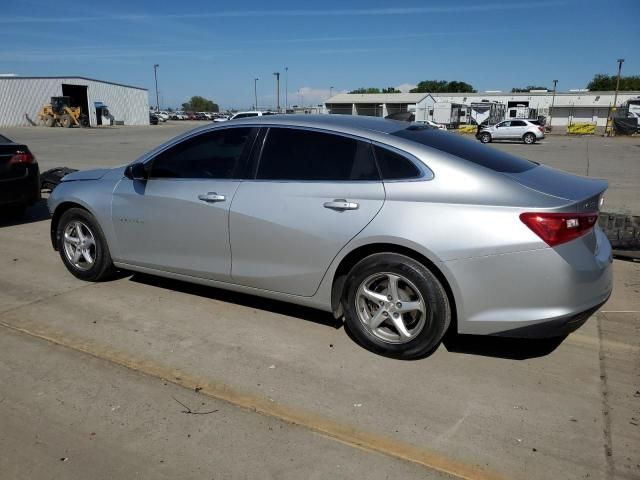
[
  {"x1": 285, "y1": 67, "x2": 288, "y2": 111},
  {"x1": 330, "y1": 86, "x2": 334, "y2": 98},
  {"x1": 549, "y1": 79, "x2": 558, "y2": 129},
  {"x1": 254, "y1": 77, "x2": 259, "y2": 110},
  {"x1": 608, "y1": 58, "x2": 625, "y2": 136},
  {"x1": 273, "y1": 72, "x2": 280, "y2": 111},
  {"x1": 153, "y1": 64, "x2": 160, "y2": 112}
]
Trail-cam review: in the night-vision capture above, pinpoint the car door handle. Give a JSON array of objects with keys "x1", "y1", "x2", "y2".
[
  {"x1": 198, "y1": 192, "x2": 226, "y2": 203},
  {"x1": 323, "y1": 199, "x2": 359, "y2": 211}
]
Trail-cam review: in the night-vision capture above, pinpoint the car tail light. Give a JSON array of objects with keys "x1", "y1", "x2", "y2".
[
  {"x1": 520, "y1": 212, "x2": 598, "y2": 247},
  {"x1": 537, "y1": 126, "x2": 545, "y2": 133},
  {"x1": 9, "y1": 150, "x2": 36, "y2": 165}
]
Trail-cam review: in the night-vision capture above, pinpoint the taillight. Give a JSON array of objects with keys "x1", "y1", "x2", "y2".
[
  {"x1": 9, "y1": 150, "x2": 36, "y2": 165},
  {"x1": 520, "y1": 212, "x2": 598, "y2": 247},
  {"x1": 537, "y1": 126, "x2": 545, "y2": 133}
]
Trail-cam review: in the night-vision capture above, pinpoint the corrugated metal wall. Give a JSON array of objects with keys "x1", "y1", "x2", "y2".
[{"x1": 0, "y1": 77, "x2": 149, "y2": 127}]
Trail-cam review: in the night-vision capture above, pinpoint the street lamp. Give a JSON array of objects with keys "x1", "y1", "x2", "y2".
[
  {"x1": 549, "y1": 79, "x2": 558, "y2": 129},
  {"x1": 330, "y1": 86, "x2": 334, "y2": 98},
  {"x1": 153, "y1": 64, "x2": 160, "y2": 112},
  {"x1": 608, "y1": 58, "x2": 625, "y2": 137},
  {"x1": 254, "y1": 77, "x2": 259, "y2": 110},
  {"x1": 285, "y1": 67, "x2": 288, "y2": 111},
  {"x1": 273, "y1": 72, "x2": 280, "y2": 111}
]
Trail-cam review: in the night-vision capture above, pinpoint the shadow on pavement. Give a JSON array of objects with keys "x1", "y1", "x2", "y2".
[
  {"x1": 128, "y1": 273, "x2": 342, "y2": 329},
  {"x1": 442, "y1": 333, "x2": 567, "y2": 360},
  {"x1": 0, "y1": 199, "x2": 50, "y2": 227}
]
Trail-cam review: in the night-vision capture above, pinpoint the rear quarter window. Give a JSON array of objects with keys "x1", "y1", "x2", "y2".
[{"x1": 392, "y1": 127, "x2": 536, "y2": 173}]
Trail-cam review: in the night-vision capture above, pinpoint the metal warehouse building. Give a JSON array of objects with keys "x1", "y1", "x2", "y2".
[
  {"x1": 326, "y1": 90, "x2": 640, "y2": 128},
  {"x1": 0, "y1": 76, "x2": 149, "y2": 127}
]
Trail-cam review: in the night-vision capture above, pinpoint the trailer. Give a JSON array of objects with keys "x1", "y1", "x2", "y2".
[
  {"x1": 470, "y1": 101, "x2": 506, "y2": 126},
  {"x1": 432, "y1": 102, "x2": 463, "y2": 127}
]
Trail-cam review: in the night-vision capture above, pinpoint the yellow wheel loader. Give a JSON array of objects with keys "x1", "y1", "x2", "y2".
[{"x1": 38, "y1": 96, "x2": 89, "y2": 128}]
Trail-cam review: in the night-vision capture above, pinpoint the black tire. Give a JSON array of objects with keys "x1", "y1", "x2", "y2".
[
  {"x1": 479, "y1": 132, "x2": 491, "y2": 143},
  {"x1": 80, "y1": 115, "x2": 90, "y2": 127},
  {"x1": 44, "y1": 115, "x2": 56, "y2": 127},
  {"x1": 56, "y1": 208, "x2": 116, "y2": 281},
  {"x1": 61, "y1": 114, "x2": 73, "y2": 128},
  {"x1": 343, "y1": 253, "x2": 451, "y2": 359},
  {"x1": 523, "y1": 132, "x2": 536, "y2": 144}
]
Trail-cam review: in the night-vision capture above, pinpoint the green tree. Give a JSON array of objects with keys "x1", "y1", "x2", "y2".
[
  {"x1": 410, "y1": 80, "x2": 475, "y2": 93},
  {"x1": 511, "y1": 85, "x2": 549, "y2": 92},
  {"x1": 182, "y1": 95, "x2": 219, "y2": 112},
  {"x1": 587, "y1": 74, "x2": 640, "y2": 91},
  {"x1": 349, "y1": 87, "x2": 381, "y2": 94}
]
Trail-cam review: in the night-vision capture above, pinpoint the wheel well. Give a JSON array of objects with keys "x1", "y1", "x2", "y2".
[
  {"x1": 331, "y1": 243, "x2": 457, "y2": 330},
  {"x1": 50, "y1": 202, "x2": 89, "y2": 250}
]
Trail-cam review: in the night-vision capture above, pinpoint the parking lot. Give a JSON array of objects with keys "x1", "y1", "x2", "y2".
[{"x1": 1, "y1": 124, "x2": 639, "y2": 480}]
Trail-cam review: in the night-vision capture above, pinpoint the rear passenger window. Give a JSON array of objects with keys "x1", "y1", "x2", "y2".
[
  {"x1": 511, "y1": 120, "x2": 527, "y2": 127},
  {"x1": 373, "y1": 146, "x2": 421, "y2": 180},
  {"x1": 257, "y1": 128, "x2": 378, "y2": 181}
]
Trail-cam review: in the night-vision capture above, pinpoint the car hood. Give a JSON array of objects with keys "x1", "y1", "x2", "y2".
[{"x1": 62, "y1": 168, "x2": 112, "y2": 182}]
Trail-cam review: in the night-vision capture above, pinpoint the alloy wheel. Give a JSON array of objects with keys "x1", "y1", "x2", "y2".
[{"x1": 62, "y1": 221, "x2": 96, "y2": 271}]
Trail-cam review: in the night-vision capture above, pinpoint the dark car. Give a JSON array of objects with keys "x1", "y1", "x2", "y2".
[
  {"x1": 0, "y1": 134, "x2": 40, "y2": 216},
  {"x1": 149, "y1": 114, "x2": 159, "y2": 125}
]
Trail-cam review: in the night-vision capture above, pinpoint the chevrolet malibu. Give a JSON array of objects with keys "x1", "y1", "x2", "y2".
[{"x1": 48, "y1": 115, "x2": 612, "y2": 359}]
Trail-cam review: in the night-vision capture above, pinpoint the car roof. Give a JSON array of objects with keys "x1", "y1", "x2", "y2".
[{"x1": 226, "y1": 114, "x2": 407, "y2": 135}]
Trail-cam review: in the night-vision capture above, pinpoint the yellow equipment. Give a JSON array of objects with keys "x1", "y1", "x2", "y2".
[{"x1": 39, "y1": 96, "x2": 89, "y2": 128}]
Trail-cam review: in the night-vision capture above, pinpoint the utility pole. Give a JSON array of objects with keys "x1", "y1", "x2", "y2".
[
  {"x1": 284, "y1": 67, "x2": 288, "y2": 111},
  {"x1": 608, "y1": 58, "x2": 625, "y2": 137},
  {"x1": 273, "y1": 72, "x2": 280, "y2": 111},
  {"x1": 549, "y1": 79, "x2": 558, "y2": 129},
  {"x1": 254, "y1": 77, "x2": 259, "y2": 110},
  {"x1": 330, "y1": 86, "x2": 334, "y2": 98},
  {"x1": 153, "y1": 64, "x2": 160, "y2": 112}
]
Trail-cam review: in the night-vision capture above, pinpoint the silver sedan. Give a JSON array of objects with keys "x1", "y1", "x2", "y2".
[{"x1": 48, "y1": 115, "x2": 612, "y2": 359}]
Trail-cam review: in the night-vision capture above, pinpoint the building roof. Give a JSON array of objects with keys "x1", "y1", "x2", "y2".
[
  {"x1": 0, "y1": 76, "x2": 147, "y2": 91},
  {"x1": 327, "y1": 92, "x2": 430, "y2": 104}
]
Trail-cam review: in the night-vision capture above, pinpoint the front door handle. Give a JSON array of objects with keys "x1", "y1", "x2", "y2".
[
  {"x1": 198, "y1": 192, "x2": 226, "y2": 203},
  {"x1": 323, "y1": 199, "x2": 359, "y2": 211}
]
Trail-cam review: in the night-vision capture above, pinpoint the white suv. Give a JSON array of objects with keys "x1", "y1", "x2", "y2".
[{"x1": 477, "y1": 119, "x2": 545, "y2": 144}]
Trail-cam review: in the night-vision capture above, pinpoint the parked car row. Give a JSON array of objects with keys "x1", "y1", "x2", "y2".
[{"x1": 150, "y1": 111, "x2": 231, "y2": 123}]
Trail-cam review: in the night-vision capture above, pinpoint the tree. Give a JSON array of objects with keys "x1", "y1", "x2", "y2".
[
  {"x1": 410, "y1": 80, "x2": 475, "y2": 93},
  {"x1": 511, "y1": 85, "x2": 549, "y2": 92},
  {"x1": 381, "y1": 87, "x2": 401, "y2": 93},
  {"x1": 182, "y1": 95, "x2": 219, "y2": 112},
  {"x1": 349, "y1": 87, "x2": 381, "y2": 94},
  {"x1": 587, "y1": 73, "x2": 640, "y2": 91}
]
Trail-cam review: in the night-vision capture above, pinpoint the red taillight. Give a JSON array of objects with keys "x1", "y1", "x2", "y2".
[
  {"x1": 9, "y1": 150, "x2": 36, "y2": 165},
  {"x1": 537, "y1": 126, "x2": 545, "y2": 133},
  {"x1": 520, "y1": 212, "x2": 598, "y2": 247}
]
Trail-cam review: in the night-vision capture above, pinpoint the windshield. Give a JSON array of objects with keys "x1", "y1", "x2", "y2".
[{"x1": 392, "y1": 126, "x2": 537, "y2": 173}]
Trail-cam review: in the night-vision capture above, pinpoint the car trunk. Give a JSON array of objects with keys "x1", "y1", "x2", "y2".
[{"x1": 504, "y1": 165, "x2": 607, "y2": 210}]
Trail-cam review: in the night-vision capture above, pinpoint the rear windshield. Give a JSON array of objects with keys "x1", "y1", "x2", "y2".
[
  {"x1": 392, "y1": 126, "x2": 537, "y2": 173},
  {"x1": 528, "y1": 120, "x2": 542, "y2": 125}
]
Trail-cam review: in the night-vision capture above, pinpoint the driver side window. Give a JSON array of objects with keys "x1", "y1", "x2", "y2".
[
  {"x1": 497, "y1": 121, "x2": 511, "y2": 128},
  {"x1": 149, "y1": 128, "x2": 254, "y2": 179}
]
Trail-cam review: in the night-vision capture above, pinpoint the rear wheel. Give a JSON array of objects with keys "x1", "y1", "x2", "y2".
[
  {"x1": 79, "y1": 115, "x2": 90, "y2": 127},
  {"x1": 343, "y1": 253, "x2": 451, "y2": 359},
  {"x1": 479, "y1": 132, "x2": 491, "y2": 143},
  {"x1": 44, "y1": 115, "x2": 55, "y2": 127},
  {"x1": 60, "y1": 114, "x2": 73, "y2": 128},
  {"x1": 523, "y1": 132, "x2": 536, "y2": 144},
  {"x1": 57, "y1": 208, "x2": 116, "y2": 281}
]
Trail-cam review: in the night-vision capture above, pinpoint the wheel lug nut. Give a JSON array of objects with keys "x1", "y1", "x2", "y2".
[
  {"x1": 393, "y1": 312, "x2": 400, "y2": 318},
  {"x1": 387, "y1": 295, "x2": 393, "y2": 301},
  {"x1": 383, "y1": 311, "x2": 388, "y2": 317},
  {"x1": 396, "y1": 302, "x2": 402, "y2": 308},
  {"x1": 379, "y1": 301, "x2": 384, "y2": 306}
]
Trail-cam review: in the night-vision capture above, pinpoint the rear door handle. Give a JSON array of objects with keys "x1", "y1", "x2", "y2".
[
  {"x1": 323, "y1": 199, "x2": 359, "y2": 211},
  {"x1": 198, "y1": 192, "x2": 226, "y2": 203}
]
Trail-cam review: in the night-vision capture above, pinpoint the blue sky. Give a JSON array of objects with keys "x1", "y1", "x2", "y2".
[{"x1": 1, "y1": 0, "x2": 638, "y2": 110}]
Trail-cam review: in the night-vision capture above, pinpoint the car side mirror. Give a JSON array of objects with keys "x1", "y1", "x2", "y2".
[{"x1": 125, "y1": 163, "x2": 148, "y2": 181}]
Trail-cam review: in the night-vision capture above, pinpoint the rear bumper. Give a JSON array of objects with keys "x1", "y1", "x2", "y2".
[
  {"x1": 0, "y1": 167, "x2": 40, "y2": 208},
  {"x1": 445, "y1": 227, "x2": 613, "y2": 337}
]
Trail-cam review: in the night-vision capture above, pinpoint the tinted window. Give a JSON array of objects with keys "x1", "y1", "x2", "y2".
[
  {"x1": 373, "y1": 146, "x2": 421, "y2": 180},
  {"x1": 498, "y1": 121, "x2": 511, "y2": 127},
  {"x1": 150, "y1": 128, "x2": 253, "y2": 179},
  {"x1": 511, "y1": 120, "x2": 527, "y2": 127},
  {"x1": 529, "y1": 120, "x2": 542, "y2": 125},
  {"x1": 234, "y1": 113, "x2": 258, "y2": 119},
  {"x1": 392, "y1": 126, "x2": 537, "y2": 173},
  {"x1": 257, "y1": 128, "x2": 378, "y2": 181}
]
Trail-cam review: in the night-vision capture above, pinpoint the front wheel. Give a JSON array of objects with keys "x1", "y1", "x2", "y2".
[
  {"x1": 523, "y1": 132, "x2": 536, "y2": 144},
  {"x1": 479, "y1": 132, "x2": 491, "y2": 143},
  {"x1": 57, "y1": 208, "x2": 116, "y2": 281},
  {"x1": 343, "y1": 253, "x2": 451, "y2": 359}
]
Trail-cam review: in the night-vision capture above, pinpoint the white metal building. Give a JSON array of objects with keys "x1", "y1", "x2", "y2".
[
  {"x1": 325, "y1": 90, "x2": 640, "y2": 128},
  {"x1": 0, "y1": 76, "x2": 149, "y2": 127}
]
